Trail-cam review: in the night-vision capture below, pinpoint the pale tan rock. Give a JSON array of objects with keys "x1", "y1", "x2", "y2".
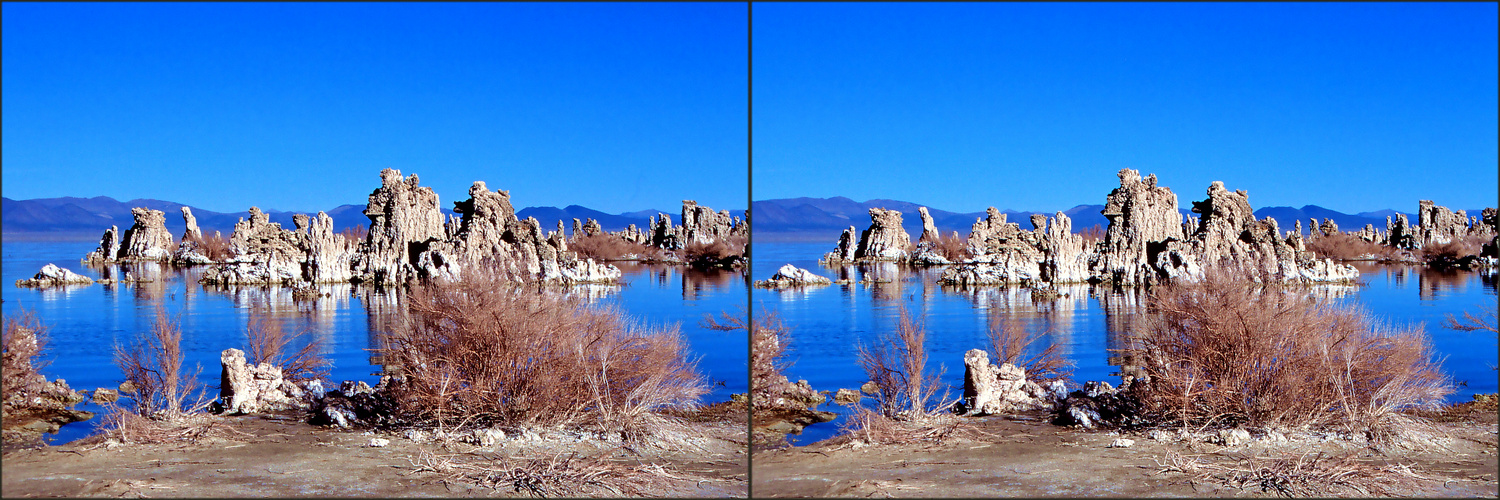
[
  {"x1": 854, "y1": 208, "x2": 911, "y2": 261},
  {"x1": 120, "y1": 208, "x2": 175, "y2": 261}
]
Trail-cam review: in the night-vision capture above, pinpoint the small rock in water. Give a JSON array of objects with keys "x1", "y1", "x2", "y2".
[
  {"x1": 368, "y1": 438, "x2": 390, "y2": 447},
  {"x1": 860, "y1": 381, "x2": 880, "y2": 396},
  {"x1": 1107, "y1": 438, "x2": 1134, "y2": 448},
  {"x1": 833, "y1": 388, "x2": 862, "y2": 405}
]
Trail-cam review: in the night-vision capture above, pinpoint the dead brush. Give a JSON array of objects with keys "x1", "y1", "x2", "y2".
[
  {"x1": 338, "y1": 224, "x2": 368, "y2": 244},
  {"x1": 104, "y1": 307, "x2": 217, "y2": 444},
  {"x1": 245, "y1": 309, "x2": 328, "y2": 382},
  {"x1": 2, "y1": 310, "x2": 49, "y2": 407},
  {"x1": 1156, "y1": 449, "x2": 1435, "y2": 497},
  {"x1": 1135, "y1": 269, "x2": 1453, "y2": 443},
  {"x1": 1077, "y1": 224, "x2": 1106, "y2": 243},
  {"x1": 930, "y1": 231, "x2": 971, "y2": 261},
  {"x1": 683, "y1": 235, "x2": 746, "y2": 267},
  {"x1": 381, "y1": 268, "x2": 707, "y2": 443},
  {"x1": 847, "y1": 307, "x2": 961, "y2": 445},
  {"x1": 1303, "y1": 232, "x2": 1393, "y2": 261},
  {"x1": 183, "y1": 233, "x2": 233, "y2": 261},
  {"x1": 988, "y1": 315, "x2": 1073, "y2": 385},
  {"x1": 404, "y1": 448, "x2": 694, "y2": 497},
  {"x1": 705, "y1": 308, "x2": 789, "y2": 409},
  {"x1": 1419, "y1": 234, "x2": 1487, "y2": 264},
  {"x1": 571, "y1": 234, "x2": 666, "y2": 261}
]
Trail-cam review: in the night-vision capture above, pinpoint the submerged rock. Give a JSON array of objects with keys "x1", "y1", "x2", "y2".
[
  {"x1": 15, "y1": 264, "x2": 94, "y2": 288},
  {"x1": 754, "y1": 264, "x2": 832, "y2": 288}
]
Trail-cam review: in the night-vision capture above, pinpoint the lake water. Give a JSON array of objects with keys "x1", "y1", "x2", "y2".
[
  {"x1": 1, "y1": 237, "x2": 748, "y2": 444},
  {"x1": 752, "y1": 240, "x2": 1500, "y2": 445}
]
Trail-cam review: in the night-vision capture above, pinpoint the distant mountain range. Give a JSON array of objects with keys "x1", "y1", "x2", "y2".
[
  {"x1": 752, "y1": 196, "x2": 1454, "y2": 239},
  {"x1": 1, "y1": 196, "x2": 743, "y2": 238}
]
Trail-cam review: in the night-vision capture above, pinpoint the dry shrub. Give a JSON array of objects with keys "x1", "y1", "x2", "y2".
[
  {"x1": 338, "y1": 224, "x2": 368, "y2": 244},
  {"x1": 857, "y1": 308, "x2": 947, "y2": 419},
  {"x1": 987, "y1": 315, "x2": 1072, "y2": 385},
  {"x1": 571, "y1": 234, "x2": 666, "y2": 261},
  {"x1": 185, "y1": 233, "x2": 233, "y2": 261},
  {"x1": 1445, "y1": 306, "x2": 1498, "y2": 335},
  {"x1": 706, "y1": 308, "x2": 788, "y2": 409},
  {"x1": 381, "y1": 269, "x2": 707, "y2": 440},
  {"x1": 405, "y1": 448, "x2": 695, "y2": 497},
  {"x1": 1304, "y1": 232, "x2": 1395, "y2": 261},
  {"x1": 2, "y1": 310, "x2": 49, "y2": 405},
  {"x1": 1077, "y1": 224, "x2": 1106, "y2": 243},
  {"x1": 1157, "y1": 449, "x2": 1434, "y2": 497},
  {"x1": 105, "y1": 307, "x2": 216, "y2": 443},
  {"x1": 683, "y1": 235, "x2": 746, "y2": 267},
  {"x1": 1136, "y1": 270, "x2": 1453, "y2": 438},
  {"x1": 1419, "y1": 234, "x2": 1486, "y2": 263},
  {"x1": 114, "y1": 307, "x2": 211, "y2": 417},
  {"x1": 930, "y1": 231, "x2": 971, "y2": 261},
  {"x1": 245, "y1": 309, "x2": 328, "y2": 382}
]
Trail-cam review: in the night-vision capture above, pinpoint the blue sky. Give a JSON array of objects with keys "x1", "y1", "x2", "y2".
[
  {"x1": 753, "y1": 3, "x2": 1499, "y2": 214},
  {"x1": 3, "y1": 3, "x2": 748, "y2": 214}
]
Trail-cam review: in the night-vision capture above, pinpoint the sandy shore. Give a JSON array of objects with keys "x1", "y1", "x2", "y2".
[
  {"x1": 2, "y1": 404, "x2": 748, "y2": 498},
  {"x1": 752, "y1": 406, "x2": 1497, "y2": 497}
]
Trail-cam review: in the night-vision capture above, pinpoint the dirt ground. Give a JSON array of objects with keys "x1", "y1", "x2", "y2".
[
  {"x1": 2, "y1": 405, "x2": 748, "y2": 498},
  {"x1": 752, "y1": 408, "x2": 1498, "y2": 498}
]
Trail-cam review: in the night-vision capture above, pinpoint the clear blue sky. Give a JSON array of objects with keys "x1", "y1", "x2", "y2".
[
  {"x1": 753, "y1": 3, "x2": 1499, "y2": 214},
  {"x1": 3, "y1": 3, "x2": 748, "y2": 214}
]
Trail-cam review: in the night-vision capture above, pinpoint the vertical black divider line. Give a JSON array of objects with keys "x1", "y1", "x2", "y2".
[{"x1": 744, "y1": 0, "x2": 756, "y2": 493}]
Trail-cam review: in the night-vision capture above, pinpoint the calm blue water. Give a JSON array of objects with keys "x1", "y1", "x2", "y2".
[
  {"x1": 1, "y1": 237, "x2": 747, "y2": 444},
  {"x1": 752, "y1": 240, "x2": 1500, "y2": 445}
]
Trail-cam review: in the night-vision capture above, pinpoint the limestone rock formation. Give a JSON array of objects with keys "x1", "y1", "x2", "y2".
[
  {"x1": 119, "y1": 208, "x2": 176, "y2": 261},
  {"x1": 754, "y1": 264, "x2": 832, "y2": 288},
  {"x1": 1091, "y1": 169, "x2": 1184, "y2": 285},
  {"x1": 304, "y1": 212, "x2": 358, "y2": 283},
  {"x1": 916, "y1": 207, "x2": 941, "y2": 245},
  {"x1": 959, "y1": 349, "x2": 1051, "y2": 416},
  {"x1": 200, "y1": 207, "x2": 307, "y2": 285},
  {"x1": 680, "y1": 200, "x2": 736, "y2": 245},
  {"x1": 821, "y1": 226, "x2": 859, "y2": 264},
  {"x1": 82, "y1": 226, "x2": 123, "y2": 264},
  {"x1": 181, "y1": 207, "x2": 202, "y2": 241},
  {"x1": 853, "y1": 208, "x2": 911, "y2": 261},
  {"x1": 351, "y1": 168, "x2": 446, "y2": 285},
  {"x1": 1387, "y1": 213, "x2": 1417, "y2": 249},
  {"x1": 1418, "y1": 200, "x2": 1470, "y2": 247},
  {"x1": 216, "y1": 348, "x2": 313, "y2": 415},
  {"x1": 939, "y1": 211, "x2": 1090, "y2": 285},
  {"x1": 15, "y1": 264, "x2": 94, "y2": 288}
]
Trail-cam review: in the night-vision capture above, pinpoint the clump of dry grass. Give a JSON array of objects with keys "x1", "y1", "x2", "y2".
[
  {"x1": 104, "y1": 307, "x2": 218, "y2": 444},
  {"x1": 405, "y1": 448, "x2": 696, "y2": 497},
  {"x1": 929, "y1": 231, "x2": 971, "y2": 262},
  {"x1": 381, "y1": 269, "x2": 707, "y2": 442},
  {"x1": 2, "y1": 310, "x2": 49, "y2": 406},
  {"x1": 1156, "y1": 449, "x2": 1435, "y2": 497},
  {"x1": 571, "y1": 234, "x2": 667, "y2": 262},
  {"x1": 1305, "y1": 232, "x2": 1393, "y2": 261},
  {"x1": 845, "y1": 307, "x2": 961, "y2": 445},
  {"x1": 184, "y1": 233, "x2": 233, "y2": 261},
  {"x1": 245, "y1": 309, "x2": 328, "y2": 382},
  {"x1": 988, "y1": 315, "x2": 1072, "y2": 385},
  {"x1": 1136, "y1": 270, "x2": 1452, "y2": 442}
]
